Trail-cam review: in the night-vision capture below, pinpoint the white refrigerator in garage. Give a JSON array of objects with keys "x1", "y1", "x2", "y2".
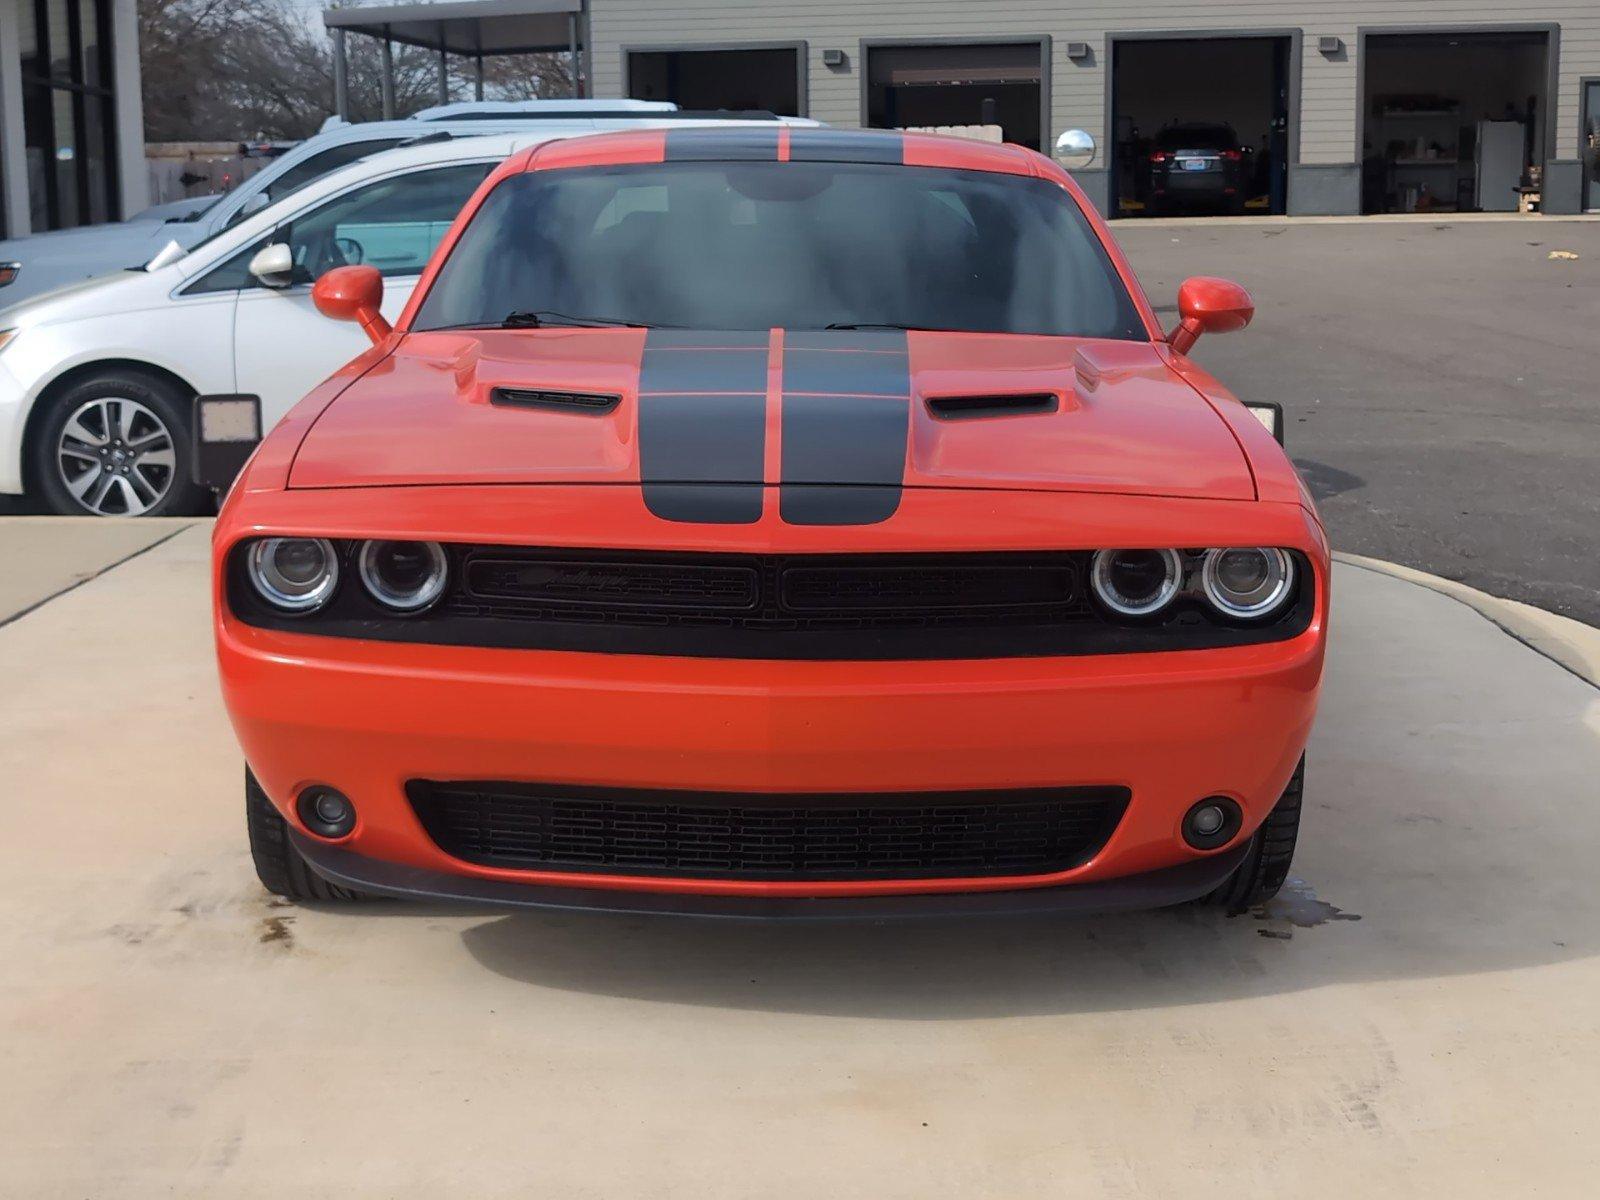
[{"x1": 1475, "y1": 120, "x2": 1525, "y2": 212}]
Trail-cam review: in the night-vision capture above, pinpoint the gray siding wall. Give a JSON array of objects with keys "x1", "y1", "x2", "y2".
[{"x1": 590, "y1": 1, "x2": 1600, "y2": 167}]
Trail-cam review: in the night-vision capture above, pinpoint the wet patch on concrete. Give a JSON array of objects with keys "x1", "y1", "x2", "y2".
[{"x1": 1249, "y1": 878, "x2": 1362, "y2": 940}]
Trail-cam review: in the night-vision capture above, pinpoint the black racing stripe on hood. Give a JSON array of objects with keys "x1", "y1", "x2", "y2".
[
  {"x1": 780, "y1": 331, "x2": 911, "y2": 526},
  {"x1": 786, "y1": 129, "x2": 906, "y2": 164},
  {"x1": 637, "y1": 332, "x2": 768, "y2": 524},
  {"x1": 664, "y1": 127, "x2": 781, "y2": 161}
]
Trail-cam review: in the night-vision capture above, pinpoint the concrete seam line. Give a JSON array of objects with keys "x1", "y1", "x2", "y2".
[
  {"x1": 1332, "y1": 552, "x2": 1600, "y2": 693},
  {"x1": 0, "y1": 522, "x2": 197, "y2": 632}
]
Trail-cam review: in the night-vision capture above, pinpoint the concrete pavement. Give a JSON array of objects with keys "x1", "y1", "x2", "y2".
[{"x1": 1, "y1": 521, "x2": 1597, "y2": 1196}]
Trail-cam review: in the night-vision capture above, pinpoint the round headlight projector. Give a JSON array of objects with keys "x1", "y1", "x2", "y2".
[
  {"x1": 247, "y1": 538, "x2": 339, "y2": 613},
  {"x1": 1202, "y1": 547, "x2": 1294, "y2": 620},
  {"x1": 1090, "y1": 548, "x2": 1183, "y2": 617},
  {"x1": 358, "y1": 540, "x2": 448, "y2": 612}
]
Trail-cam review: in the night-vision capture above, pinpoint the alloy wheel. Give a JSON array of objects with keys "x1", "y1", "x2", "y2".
[{"x1": 55, "y1": 396, "x2": 177, "y2": 516}]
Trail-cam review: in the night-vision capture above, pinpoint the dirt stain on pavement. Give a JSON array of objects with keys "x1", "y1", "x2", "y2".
[
  {"x1": 258, "y1": 915, "x2": 295, "y2": 946},
  {"x1": 1249, "y1": 878, "x2": 1362, "y2": 940}
]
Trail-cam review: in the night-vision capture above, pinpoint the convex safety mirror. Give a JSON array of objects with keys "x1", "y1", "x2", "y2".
[{"x1": 1052, "y1": 129, "x2": 1096, "y2": 170}]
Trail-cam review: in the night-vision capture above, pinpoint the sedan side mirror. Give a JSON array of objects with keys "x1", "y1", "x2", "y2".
[
  {"x1": 312, "y1": 264, "x2": 391, "y2": 345},
  {"x1": 247, "y1": 242, "x2": 295, "y2": 288},
  {"x1": 1169, "y1": 276, "x2": 1254, "y2": 355}
]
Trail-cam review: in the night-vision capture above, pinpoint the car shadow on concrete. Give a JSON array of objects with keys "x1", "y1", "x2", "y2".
[{"x1": 427, "y1": 567, "x2": 1600, "y2": 1019}]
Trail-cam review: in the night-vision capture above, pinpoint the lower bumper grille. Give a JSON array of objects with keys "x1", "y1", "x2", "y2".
[{"x1": 407, "y1": 781, "x2": 1129, "y2": 881}]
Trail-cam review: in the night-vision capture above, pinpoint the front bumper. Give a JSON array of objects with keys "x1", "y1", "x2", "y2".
[
  {"x1": 217, "y1": 483, "x2": 1327, "y2": 905},
  {"x1": 293, "y1": 831, "x2": 1250, "y2": 919}
]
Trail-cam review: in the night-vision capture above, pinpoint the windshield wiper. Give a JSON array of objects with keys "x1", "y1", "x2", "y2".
[
  {"x1": 501, "y1": 309, "x2": 660, "y2": 329},
  {"x1": 822, "y1": 321, "x2": 946, "y2": 332},
  {"x1": 419, "y1": 311, "x2": 664, "y2": 334}
]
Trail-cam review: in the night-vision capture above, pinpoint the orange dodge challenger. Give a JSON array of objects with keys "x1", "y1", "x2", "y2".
[{"x1": 211, "y1": 127, "x2": 1327, "y2": 918}]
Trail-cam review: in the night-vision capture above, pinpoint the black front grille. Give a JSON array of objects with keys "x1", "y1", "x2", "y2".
[
  {"x1": 445, "y1": 549, "x2": 1092, "y2": 633},
  {"x1": 227, "y1": 544, "x2": 1314, "y2": 659},
  {"x1": 407, "y1": 781, "x2": 1130, "y2": 881}
]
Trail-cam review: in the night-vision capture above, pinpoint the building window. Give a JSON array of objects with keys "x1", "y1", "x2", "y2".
[{"x1": 18, "y1": 0, "x2": 119, "y2": 230}]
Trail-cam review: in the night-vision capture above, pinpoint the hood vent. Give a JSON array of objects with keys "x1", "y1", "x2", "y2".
[
  {"x1": 491, "y1": 387, "x2": 621, "y2": 415},
  {"x1": 926, "y1": 393, "x2": 1059, "y2": 421}
]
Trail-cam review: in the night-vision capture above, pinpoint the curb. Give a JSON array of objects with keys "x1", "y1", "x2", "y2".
[
  {"x1": 1333, "y1": 552, "x2": 1600, "y2": 690},
  {"x1": 1123, "y1": 212, "x2": 1600, "y2": 229}
]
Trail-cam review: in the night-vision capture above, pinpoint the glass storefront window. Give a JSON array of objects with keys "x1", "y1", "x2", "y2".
[{"x1": 17, "y1": 0, "x2": 119, "y2": 231}]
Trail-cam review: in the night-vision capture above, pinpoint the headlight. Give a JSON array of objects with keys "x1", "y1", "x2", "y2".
[
  {"x1": 358, "y1": 540, "x2": 448, "y2": 612},
  {"x1": 1090, "y1": 548, "x2": 1182, "y2": 617},
  {"x1": 1200, "y1": 547, "x2": 1295, "y2": 620},
  {"x1": 0, "y1": 328, "x2": 16, "y2": 354},
  {"x1": 247, "y1": 538, "x2": 340, "y2": 613}
]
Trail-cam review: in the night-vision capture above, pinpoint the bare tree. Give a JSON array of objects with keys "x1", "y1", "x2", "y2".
[{"x1": 140, "y1": 0, "x2": 581, "y2": 143}]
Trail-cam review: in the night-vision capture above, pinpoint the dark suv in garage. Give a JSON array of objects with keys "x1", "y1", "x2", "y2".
[{"x1": 1146, "y1": 123, "x2": 1249, "y2": 215}]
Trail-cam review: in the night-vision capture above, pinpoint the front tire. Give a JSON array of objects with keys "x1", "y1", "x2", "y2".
[
  {"x1": 1200, "y1": 757, "x2": 1304, "y2": 913},
  {"x1": 30, "y1": 369, "x2": 210, "y2": 516},
  {"x1": 246, "y1": 769, "x2": 367, "y2": 902}
]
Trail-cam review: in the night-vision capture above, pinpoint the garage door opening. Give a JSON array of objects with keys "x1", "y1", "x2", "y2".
[
  {"x1": 1111, "y1": 37, "x2": 1291, "y2": 218},
  {"x1": 865, "y1": 42, "x2": 1044, "y2": 151},
  {"x1": 1361, "y1": 31, "x2": 1550, "y2": 214},
  {"x1": 627, "y1": 46, "x2": 803, "y2": 116}
]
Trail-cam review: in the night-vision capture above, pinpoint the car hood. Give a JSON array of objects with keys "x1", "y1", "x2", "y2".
[
  {"x1": 0, "y1": 219, "x2": 186, "y2": 311},
  {"x1": 288, "y1": 328, "x2": 1254, "y2": 501},
  {"x1": 0, "y1": 262, "x2": 175, "y2": 327}
]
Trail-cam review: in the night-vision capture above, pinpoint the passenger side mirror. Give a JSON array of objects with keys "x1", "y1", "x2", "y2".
[
  {"x1": 1052, "y1": 129, "x2": 1096, "y2": 170},
  {"x1": 311, "y1": 264, "x2": 391, "y2": 345},
  {"x1": 247, "y1": 242, "x2": 295, "y2": 288},
  {"x1": 1169, "y1": 276, "x2": 1254, "y2": 355}
]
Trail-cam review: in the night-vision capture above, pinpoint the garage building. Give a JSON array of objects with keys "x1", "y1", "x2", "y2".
[{"x1": 574, "y1": 1, "x2": 1600, "y2": 217}]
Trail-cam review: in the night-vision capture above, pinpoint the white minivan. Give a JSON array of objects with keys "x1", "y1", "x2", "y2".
[{"x1": 0, "y1": 114, "x2": 814, "y2": 515}]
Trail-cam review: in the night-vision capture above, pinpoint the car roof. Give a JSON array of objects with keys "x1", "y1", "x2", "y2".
[
  {"x1": 413, "y1": 98, "x2": 680, "y2": 120},
  {"x1": 519, "y1": 125, "x2": 1046, "y2": 178},
  {"x1": 232, "y1": 107, "x2": 821, "y2": 208}
]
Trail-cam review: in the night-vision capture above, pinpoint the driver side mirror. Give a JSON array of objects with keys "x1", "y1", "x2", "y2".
[
  {"x1": 1168, "y1": 276, "x2": 1254, "y2": 355},
  {"x1": 311, "y1": 264, "x2": 391, "y2": 345},
  {"x1": 247, "y1": 242, "x2": 295, "y2": 288}
]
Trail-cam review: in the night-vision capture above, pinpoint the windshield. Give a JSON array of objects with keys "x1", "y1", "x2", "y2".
[{"x1": 412, "y1": 162, "x2": 1145, "y2": 338}]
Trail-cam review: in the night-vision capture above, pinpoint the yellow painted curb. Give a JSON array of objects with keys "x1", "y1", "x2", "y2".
[{"x1": 1334, "y1": 552, "x2": 1600, "y2": 689}]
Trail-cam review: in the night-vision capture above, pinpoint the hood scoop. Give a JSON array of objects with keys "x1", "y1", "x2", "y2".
[
  {"x1": 926, "y1": 393, "x2": 1060, "y2": 421},
  {"x1": 491, "y1": 387, "x2": 621, "y2": 415}
]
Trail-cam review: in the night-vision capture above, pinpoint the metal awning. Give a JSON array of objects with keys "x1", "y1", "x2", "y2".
[
  {"x1": 322, "y1": 0, "x2": 586, "y2": 118},
  {"x1": 323, "y1": 0, "x2": 582, "y2": 56}
]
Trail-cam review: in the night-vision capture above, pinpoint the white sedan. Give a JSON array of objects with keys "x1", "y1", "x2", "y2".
[{"x1": 0, "y1": 115, "x2": 813, "y2": 515}]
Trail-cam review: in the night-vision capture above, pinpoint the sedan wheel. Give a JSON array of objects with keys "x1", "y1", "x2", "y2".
[{"x1": 54, "y1": 396, "x2": 178, "y2": 516}]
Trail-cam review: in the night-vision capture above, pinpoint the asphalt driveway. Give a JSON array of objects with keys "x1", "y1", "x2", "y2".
[{"x1": 1118, "y1": 216, "x2": 1600, "y2": 624}]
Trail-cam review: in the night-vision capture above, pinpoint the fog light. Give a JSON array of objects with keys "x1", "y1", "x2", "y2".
[
  {"x1": 297, "y1": 786, "x2": 356, "y2": 839},
  {"x1": 1182, "y1": 796, "x2": 1242, "y2": 850}
]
